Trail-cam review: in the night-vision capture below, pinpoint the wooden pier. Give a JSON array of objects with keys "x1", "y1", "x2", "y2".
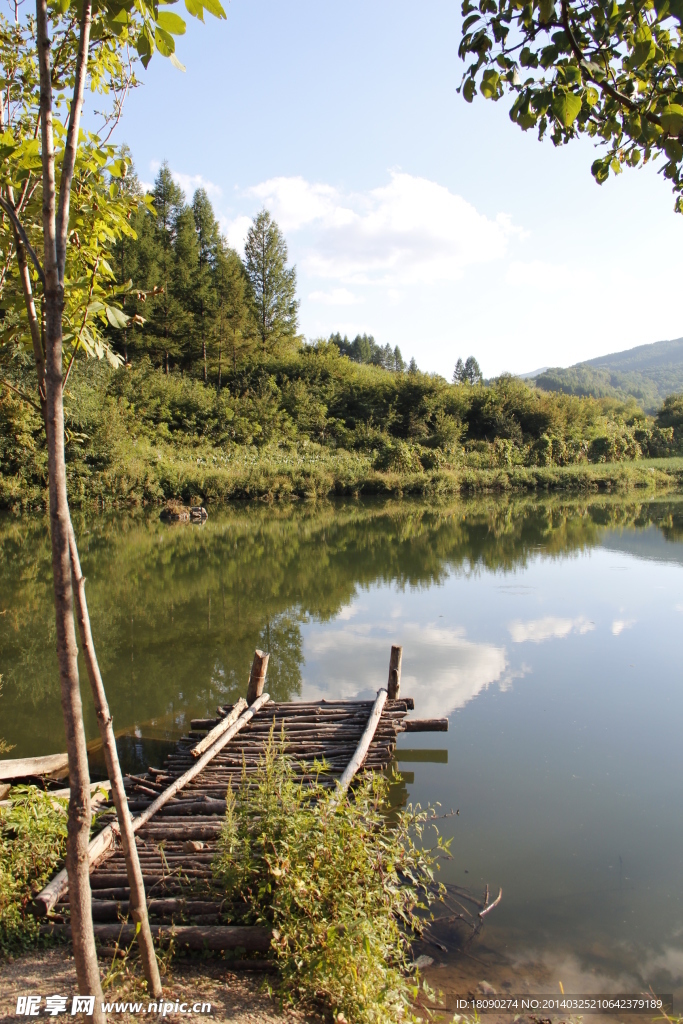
[{"x1": 35, "y1": 647, "x2": 447, "y2": 957}]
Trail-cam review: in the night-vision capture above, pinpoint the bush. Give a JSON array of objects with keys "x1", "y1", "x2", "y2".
[
  {"x1": 212, "y1": 734, "x2": 449, "y2": 1023},
  {"x1": 0, "y1": 786, "x2": 68, "y2": 953}
]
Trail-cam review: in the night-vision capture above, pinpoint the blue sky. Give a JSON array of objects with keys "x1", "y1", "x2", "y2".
[{"x1": 116, "y1": 0, "x2": 683, "y2": 378}]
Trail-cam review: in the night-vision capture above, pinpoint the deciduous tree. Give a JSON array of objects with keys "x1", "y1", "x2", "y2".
[{"x1": 458, "y1": 0, "x2": 683, "y2": 209}]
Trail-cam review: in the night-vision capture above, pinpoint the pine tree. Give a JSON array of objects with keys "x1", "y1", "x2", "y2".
[
  {"x1": 192, "y1": 188, "x2": 220, "y2": 382},
  {"x1": 214, "y1": 242, "x2": 257, "y2": 386},
  {"x1": 134, "y1": 163, "x2": 195, "y2": 373},
  {"x1": 244, "y1": 210, "x2": 299, "y2": 353},
  {"x1": 111, "y1": 147, "x2": 143, "y2": 365}
]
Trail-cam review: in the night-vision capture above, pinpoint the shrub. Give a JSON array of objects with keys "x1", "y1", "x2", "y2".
[
  {"x1": 0, "y1": 786, "x2": 68, "y2": 953},
  {"x1": 213, "y1": 735, "x2": 449, "y2": 1023}
]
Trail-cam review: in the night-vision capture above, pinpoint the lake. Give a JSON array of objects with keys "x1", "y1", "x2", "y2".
[{"x1": 2, "y1": 495, "x2": 682, "y2": 1007}]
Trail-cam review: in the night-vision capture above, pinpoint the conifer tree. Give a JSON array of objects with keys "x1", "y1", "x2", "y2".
[
  {"x1": 192, "y1": 188, "x2": 220, "y2": 381},
  {"x1": 214, "y1": 243, "x2": 257, "y2": 384},
  {"x1": 244, "y1": 209, "x2": 299, "y2": 353},
  {"x1": 135, "y1": 163, "x2": 192, "y2": 372}
]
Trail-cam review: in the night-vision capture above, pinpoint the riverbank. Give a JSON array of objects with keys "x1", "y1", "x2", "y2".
[
  {"x1": 0, "y1": 948, "x2": 310, "y2": 1023},
  {"x1": 2, "y1": 446, "x2": 683, "y2": 512}
]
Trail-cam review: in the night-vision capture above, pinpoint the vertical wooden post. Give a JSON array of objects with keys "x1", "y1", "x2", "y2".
[
  {"x1": 387, "y1": 645, "x2": 402, "y2": 700},
  {"x1": 246, "y1": 649, "x2": 269, "y2": 705}
]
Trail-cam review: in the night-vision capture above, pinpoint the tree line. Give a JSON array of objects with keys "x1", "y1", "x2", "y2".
[{"x1": 114, "y1": 161, "x2": 299, "y2": 379}]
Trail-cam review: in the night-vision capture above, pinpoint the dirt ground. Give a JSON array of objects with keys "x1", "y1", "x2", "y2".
[{"x1": 0, "y1": 949, "x2": 311, "y2": 1023}]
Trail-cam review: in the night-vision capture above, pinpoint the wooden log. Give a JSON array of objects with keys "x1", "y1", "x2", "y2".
[
  {"x1": 42, "y1": 923, "x2": 273, "y2": 951},
  {"x1": 33, "y1": 693, "x2": 271, "y2": 916},
  {"x1": 329, "y1": 689, "x2": 388, "y2": 810},
  {"x1": 246, "y1": 650, "x2": 269, "y2": 706},
  {"x1": 402, "y1": 718, "x2": 449, "y2": 732},
  {"x1": 191, "y1": 699, "x2": 247, "y2": 759},
  {"x1": 387, "y1": 645, "x2": 403, "y2": 700},
  {"x1": 0, "y1": 752, "x2": 69, "y2": 781}
]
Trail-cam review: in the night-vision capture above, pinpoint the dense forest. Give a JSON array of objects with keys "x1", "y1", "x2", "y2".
[
  {"x1": 534, "y1": 338, "x2": 683, "y2": 411},
  {"x1": 3, "y1": 159, "x2": 683, "y2": 509}
]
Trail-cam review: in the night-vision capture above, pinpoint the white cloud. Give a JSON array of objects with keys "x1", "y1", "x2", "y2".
[
  {"x1": 505, "y1": 259, "x2": 587, "y2": 292},
  {"x1": 302, "y1": 621, "x2": 510, "y2": 718},
  {"x1": 509, "y1": 616, "x2": 595, "y2": 644},
  {"x1": 146, "y1": 161, "x2": 223, "y2": 203},
  {"x1": 308, "y1": 288, "x2": 360, "y2": 306},
  {"x1": 171, "y1": 171, "x2": 222, "y2": 201},
  {"x1": 244, "y1": 171, "x2": 520, "y2": 289},
  {"x1": 223, "y1": 215, "x2": 252, "y2": 254},
  {"x1": 612, "y1": 618, "x2": 635, "y2": 636}
]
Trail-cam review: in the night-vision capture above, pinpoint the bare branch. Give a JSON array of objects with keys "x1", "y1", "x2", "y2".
[
  {"x1": 55, "y1": 0, "x2": 92, "y2": 283},
  {"x1": 0, "y1": 376, "x2": 43, "y2": 412},
  {"x1": 0, "y1": 195, "x2": 45, "y2": 288}
]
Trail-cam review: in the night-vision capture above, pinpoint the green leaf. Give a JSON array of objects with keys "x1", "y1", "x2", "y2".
[
  {"x1": 155, "y1": 25, "x2": 176, "y2": 55},
  {"x1": 551, "y1": 90, "x2": 582, "y2": 126},
  {"x1": 663, "y1": 137, "x2": 683, "y2": 161},
  {"x1": 184, "y1": 0, "x2": 204, "y2": 20},
  {"x1": 170, "y1": 53, "x2": 187, "y2": 71},
  {"x1": 156, "y1": 11, "x2": 186, "y2": 34},
  {"x1": 480, "y1": 69, "x2": 500, "y2": 99},
  {"x1": 539, "y1": 0, "x2": 555, "y2": 22},
  {"x1": 660, "y1": 104, "x2": 683, "y2": 134},
  {"x1": 585, "y1": 86, "x2": 599, "y2": 107},
  {"x1": 632, "y1": 25, "x2": 655, "y2": 66},
  {"x1": 463, "y1": 78, "x2": 476, "y2": 102},
  {"x1": 105, "y1": 305, "x2": 130, "y2": 329},
  {"x1": 198, "y1": 0, "x2": 227, "y2": 19}
]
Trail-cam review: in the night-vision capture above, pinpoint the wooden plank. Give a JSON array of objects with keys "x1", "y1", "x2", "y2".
[
  {"x1": 191, "y1": 699, "x2": 247, "y2": 759},
  {"x1": 403, "y1": 718, "x2": 449, "y2": 732},
  {"x1": 33, "y1": 693, "x2": 271, "y2": 916},
  {"x1": 0, "y1": 752, "x2": 68, "y2": 781},
  {"x1": 329, "y1": 689, "x2": 388, "y2": 810},
  {"x1": 42, "y1": 924, "x2": 273, "y2": 951}
]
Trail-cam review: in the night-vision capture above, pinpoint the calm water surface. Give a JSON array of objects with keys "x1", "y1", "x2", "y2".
[{"x1": 1, "y1": 496, "x2": 682, "y2": 1004}]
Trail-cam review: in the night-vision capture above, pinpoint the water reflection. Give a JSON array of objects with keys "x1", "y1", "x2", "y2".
[{"x1": 2, "y1": 494, "x2": 683, "y2": 1003}]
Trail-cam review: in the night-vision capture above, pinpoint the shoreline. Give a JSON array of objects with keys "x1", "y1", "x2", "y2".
[{"x1": 2, "y1": 456, "x2": 683, "y2": 512}]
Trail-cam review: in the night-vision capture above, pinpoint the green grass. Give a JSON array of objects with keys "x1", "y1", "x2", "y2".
[{"x1": 3, "y1": 355, "x2": 683, "y2": 510}]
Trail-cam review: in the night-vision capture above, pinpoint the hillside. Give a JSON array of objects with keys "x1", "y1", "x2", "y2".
[{"x1": 533, "y1": 337, "x2": 683, "y2": 411}]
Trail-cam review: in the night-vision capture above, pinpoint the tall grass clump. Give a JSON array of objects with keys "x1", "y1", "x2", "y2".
[
  {"x1": 0, "y1": 786, "x2": 68, "y2": 953},
  {"x1": 212, "y1": 732, "x2": 450, "y2": 1023}
]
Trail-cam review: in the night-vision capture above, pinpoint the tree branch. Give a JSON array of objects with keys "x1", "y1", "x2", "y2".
[
  {"x1": 0, "y1": 196, "x2": 45, "y2": 289},
  {"x1": 55, "y1": 0, "x2": 92, "y2": 284},
  {"x1": 560, "y1": 0, "x2": 662, "y2": 128},
  {"x1": 0, "y1": 376, "x2": 43, "y2": 412}
]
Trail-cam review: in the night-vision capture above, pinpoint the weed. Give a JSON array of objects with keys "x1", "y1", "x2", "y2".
[
  {"x1": 0, "y1": 786, "x2": 68, "y2": 954},
  {"x1": 213, "y1": 731, "x2": 450, "y2": 1023}
]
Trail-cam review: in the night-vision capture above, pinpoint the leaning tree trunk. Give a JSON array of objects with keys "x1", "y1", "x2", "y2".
[{"x1": 69, "y1": 525, "x2": 162, "y2": 998}]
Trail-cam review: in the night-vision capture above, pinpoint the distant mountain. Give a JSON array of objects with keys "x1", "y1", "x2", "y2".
[
  {"x1": 518, "y1": 366, "x2": 549, "y2": 379},
  {"x1": 533, "y1": 337, "x2": 683, "y2": 412}
]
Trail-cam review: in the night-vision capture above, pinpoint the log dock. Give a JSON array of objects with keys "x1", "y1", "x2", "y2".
[{"x1": 35, "y1": 646, "x2": 447, "y2": 957}]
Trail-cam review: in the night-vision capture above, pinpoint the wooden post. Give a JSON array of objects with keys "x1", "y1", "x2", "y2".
[
  {"x1": 387, "y1": 645, "x2": 402, "y2": 700},
  {"x1": 246, "y1": 649, "x2": 269, "y2": 705}
]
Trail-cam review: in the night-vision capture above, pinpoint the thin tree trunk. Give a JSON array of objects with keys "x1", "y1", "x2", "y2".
[
  {"x1": 36, "y1": 0, "x2": 103, "y2": 1012},
  {"x1": 68, "y1": 524, "x2": 162, "y2": 998}
]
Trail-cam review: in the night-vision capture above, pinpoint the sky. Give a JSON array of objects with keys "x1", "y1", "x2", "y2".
[{"x1": 113, "y1": 0, "x2": 683, "y2": 379}]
